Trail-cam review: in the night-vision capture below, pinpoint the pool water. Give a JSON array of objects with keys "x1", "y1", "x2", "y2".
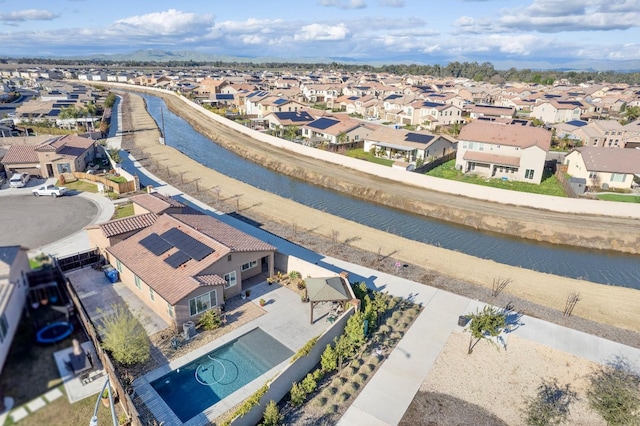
[{"x1": 151, "y1": 328, "x2": 293, "y2": 423}]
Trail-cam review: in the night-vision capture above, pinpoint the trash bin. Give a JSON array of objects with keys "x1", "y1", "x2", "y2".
[
  {"x1": 458, "y1": 315, "x2": 469, "y2": 327},
  {"x1": 183, "y1": 321, "x2": 195, "y2": 340},
  {"x1": 103, "y1": 266, "x2": 119, "y2": 283}
]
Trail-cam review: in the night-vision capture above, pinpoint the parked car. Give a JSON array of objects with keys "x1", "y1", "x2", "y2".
[
  {"x1": 32, "y1": 184, "x2": 67, "y2": 197},
  {"x1": 9, "y1": 172, "x2": 30, "y2": 188}
]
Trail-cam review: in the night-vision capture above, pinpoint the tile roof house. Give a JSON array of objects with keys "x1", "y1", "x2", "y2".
[
  {"x1": 530, "y1": 100, "x2": 585, "y2": 124},
  {"x1": 456, "y1": 121, "x2": 551, "y2": 184},
  {"x1": 364, "y1": 127, "x2": 456, "y2": 163},
  {"x1": 301, "y1": 116, "x2": 374, "y2": 145},
  {"x1": 129, "y1": 192, "x2": 187, "y2": 216},
  {"x1": 1, "y1": 134, "x2": 97, "y2": 177},
  {"x1": 103, "y1": 210, "x2": 276, "y2": 327},
  {"x1": 563, "y1": 147, "x2": 640, "y2": 190},
  {"x1": 0, "y1": 246, "x2": 30, "y2": 375}
]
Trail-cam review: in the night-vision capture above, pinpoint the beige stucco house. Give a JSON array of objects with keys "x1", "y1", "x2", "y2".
[
  {"x1": 1, "y1": 134, "x2": 97, "y2": 178},
  {"x1": 97, "y1": 208, "x2": 276, "y2": 328},
  {"x1": 564, "y1": 147, "x2": 640, "y2": 190},
  {"x1": 456, "y1": 121, "x2": 551, "y2": 184}
]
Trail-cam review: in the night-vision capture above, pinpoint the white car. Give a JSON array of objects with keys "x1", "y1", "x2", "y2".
[
  {"x1": 32, "y1": 184, "x2": 67, "y2": 197},
  {"x1": 9, "y1": 172, "x2": 30, "y2": 188}
]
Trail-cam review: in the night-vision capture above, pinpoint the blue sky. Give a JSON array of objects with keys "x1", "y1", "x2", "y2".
[{"x1": 1, "y1": 0, "x2": 640, "y2": 69}]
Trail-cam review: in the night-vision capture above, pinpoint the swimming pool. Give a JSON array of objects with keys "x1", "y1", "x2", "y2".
[{"x1": 151, "y1": 327, "x2": 294, "y2": 423}]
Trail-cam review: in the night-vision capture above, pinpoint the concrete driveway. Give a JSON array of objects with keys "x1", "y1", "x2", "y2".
[{"x1": 0, "y1": 181, "x2": 101, "y2": 251}]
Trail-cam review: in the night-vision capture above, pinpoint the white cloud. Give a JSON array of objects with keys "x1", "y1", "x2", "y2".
[
  {"x1": 0, "y1": 9, "x2": 58, "y2": 22},
  {"x1": 294, "y1": 23, "x2": 350, "y2": 41},
  {"x1": 318, "y1": 0, "x2": 367, "y2": 10},
  {"x1": 379, "y1": 0, "x2": 405, "y2": 7},
  {"x1": 111, "y1": 9, "x2": 214, "y2": 36}
]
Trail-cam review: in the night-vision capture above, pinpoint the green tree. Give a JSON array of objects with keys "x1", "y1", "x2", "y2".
[
  {"x1": 344, "y1": 311, "x2": 366, "y2": 354},
  {"x1": 97, "y1": 303, "x2": 150, "y2": 365},
  {"x1": 320, "y1": 343, "x2": 338, "y2": 372},
  {"x1": 522, "y1": 378, "x2": 577, "y2": 426},
  {"x1": 198, "y1": 310, "x2": 222, "y2": 331},
  {"x1": 104, "y1": 92, "x2": 116, "y2": 108},
  {"x1": 623, "y1": 106, "x2": 640, "y2": 124},
  {"x1": 260, "y1": 400, "x2": 282, "y2": 426},
  {"x1": 289, "y1": 382, "x2": 306, "y2": 407},
  {"x1": 587, "y1": 361, "x2": 640, "y2": 426},
  {"x1": 465, "y1": 305, "x2": 507, "y2": 354},
  {"x1": 333, "y1": 335, "x2": 351, "y2": 370}
]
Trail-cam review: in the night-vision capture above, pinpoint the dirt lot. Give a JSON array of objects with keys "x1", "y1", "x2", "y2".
[{"x1": 113, "y1": 89, "x2": 640, "y2": 339}]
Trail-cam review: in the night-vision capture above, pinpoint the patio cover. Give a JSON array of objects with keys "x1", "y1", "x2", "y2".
[{"x1": 306, "y1": 275, "x2": 354, "y2": 324}]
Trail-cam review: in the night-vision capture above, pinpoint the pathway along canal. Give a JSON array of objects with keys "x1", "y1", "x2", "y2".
[{"x1": 138, "y1": 93, "x2": 640, "y2": 289}]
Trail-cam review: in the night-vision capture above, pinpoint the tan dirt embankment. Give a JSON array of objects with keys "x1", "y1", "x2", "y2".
[{"x1": 120, "y1": 91, "x2": 640, "y2": 335}]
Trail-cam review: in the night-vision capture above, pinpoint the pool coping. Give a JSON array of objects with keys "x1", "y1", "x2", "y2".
[{"x1": 134, "y1": 323, "x2": 291, "y2": 425}]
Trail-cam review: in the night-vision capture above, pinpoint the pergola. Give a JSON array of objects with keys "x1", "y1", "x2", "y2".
[{"x1": 306, "y1": 274, "x2": 357, "y2": 324}]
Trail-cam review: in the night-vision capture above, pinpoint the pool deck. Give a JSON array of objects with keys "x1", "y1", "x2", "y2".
[{"x1": 134, "y1": 280, "x2": 336, "y2": 426}]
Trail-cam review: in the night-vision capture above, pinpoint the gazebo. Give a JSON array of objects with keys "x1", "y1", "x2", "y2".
[{"x1": 305, "y1": 272, "x2": 357, "y2": 324}]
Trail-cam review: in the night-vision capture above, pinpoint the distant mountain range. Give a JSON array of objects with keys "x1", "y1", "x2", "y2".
[{"x1": 8, "y1": 49, "x2": 640, "y2": 72}]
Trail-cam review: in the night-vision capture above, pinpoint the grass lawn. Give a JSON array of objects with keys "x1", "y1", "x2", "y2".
[
  {"x1": 427, "y1": 160, "x2": 567, "y2": 197},
  {"x1": 111, "y1": 203, "x2": 134, "y2": 220},
  {"x1": 346, "y1": 148, "x2": 394, "y2": 167},
  {"x1": 4, "y1": 387, "x2": 120, "y2": 426},
  {"x1": 0, "y1": 313, "x2": 120, "y2": 426},
  {"x1": 56, "y1": 180, "x2": 99, "y2": 193},
  {"x1": 596, "y1": 193, "x2": 640, "y2": 203}
]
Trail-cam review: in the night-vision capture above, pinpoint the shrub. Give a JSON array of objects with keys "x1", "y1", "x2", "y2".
[
  {"x1": 291, "y1": 335, "x2": 319, "y2": 363},
  {"x1": 587, "y1": 362, "x2": 640, "y2": 426},
  {"x1": 301, "y1": 373, "x2": 317, "y2": 394},
  {"x1": 356, "y1": 372, "x2": 368, "y2": 383},
  {"x1": 342, "y1": 366, "x2": 357, "y2": 377},
  {"x1": 321, "y1": 344, "x2": 338, "y2": 373},
  {"x1": 297, "y1": 281, "x2": 306, "y2": 290},
  {"x1": 312, "y1": 369, "x2": 324, "y2": 381},
  {"x1": 345, "y1": 382, "x2": 359, "y2": 394},
  {"x1": 325, "y1": 404, "x2": 338, "y2": 414},
  {"x1": 313, "y1": 397, "x2": 328, "y2": 407},
  {"x1": 198, "y1": 310, "x2": 222, "y2": 331},
  {"x1": 522, "y1": 378, "x2": 577, "y2": 426},
  {"x1": 392, "y1": 311, "x2": 402, "y2": 320},
  {"x1": 335, "y1": 392, "x2": 349, "y2": 403},
  {"x1": 261, "y1": 400, "x2": 283, "y2": 426},
  {"x1": 98, "y1": 303, "x2": 150, "y2": 365},
  {"x1": 289, "y1": 270, "x2": 301, "y2": 280},
  {"x1": 362, "y1": 364, "x2": 375, "y2": 374},
  {"x1": 332, "y1": 377, "x2": 346, "y2": 387},
  {"x1": 386, "y1": 317, "x2": 397, "y2": 327},
  {"x1": 350, "y1": 359, "x2": 364, "y2": 368},
  {"x1": 289, "y1": 382, "x2": 306, "y2": 407}
]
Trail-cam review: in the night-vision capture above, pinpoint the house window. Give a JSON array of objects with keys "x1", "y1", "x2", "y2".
[
  {"x1": 0, "y1": 314, "x2": 8, "y2": 343},
  {"x1": 134, "y1": 275, "x2": 141, "y2": 290},
  {"x1": 149, "y1": 288, "x2": 155, "y2": 302},
  {"x1": 589, "y1": 172, "x2": 598, "y2": 179},
  {"x1": 116, "y1": 260, "x2": 122, "y2": 273},
  {"x1": 227, "y1": 255, "x2": 232, "y2": 262},
  {"x1": 610, "y1": 173, "x2": 626, "y2": 182},
  {"x1": 167, "y1": 303, "x2": 174, "y2": 318},
  {"x1": 525, "y1": 169, "x2": 535, "y2": 179},
  {"x1": 224, "y1": 271, "x2": 237, "y2": 288},
  {"x1": 189, "y1": 291, "x2": 218, "y2": 316},
  {"x1": 242, "y1": 260, "x2": 257, "y2": 271}
]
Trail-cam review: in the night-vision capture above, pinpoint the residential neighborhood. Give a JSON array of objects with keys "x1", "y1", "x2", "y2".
[{"x1": 1, "y1": 60, "x2": 640, "y2": 426}]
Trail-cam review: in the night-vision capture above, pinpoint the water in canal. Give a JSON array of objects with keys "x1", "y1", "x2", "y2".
[{"x1": 137, "y1": 93, "x2": 640, "y2": 289}]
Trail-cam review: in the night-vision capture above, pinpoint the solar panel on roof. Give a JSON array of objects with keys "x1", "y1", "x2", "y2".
[
  {"x1": 405, "y1": 133, "x2": 434, "y2": 144},
  {"x1": 216, "y1": 93, "x2": 234, "y2": 100},
  {"x1": 47, "y1": 110, "x2": 61, "y2": 117},
  {"x1": 276, "y1": 111, "x2": 312, "y2": 122},
  {"x1": 308, "y1": 117, "x2": 339, "y2": 130},
  {"x1": 273, "y1": 98, "x2": 288, "y2": 105},
  {"x1": 566, "y1": 120, "x2": 587, "y2": 127},
  {"x1": 139, "y1": 233, "x2": 173, "y2": 255},
  {"x1": 160, "y1": 228, "x2": 213, "y2": 261},
  {"x1": 164, "y1": 250, "x2": 192, "y2": 268},
  {"x1": 348, "y1": 96, "x2": 358, "y2": 100},
  {"x1": 422, "y1": 101, "x2": 442, "y2": 107}
]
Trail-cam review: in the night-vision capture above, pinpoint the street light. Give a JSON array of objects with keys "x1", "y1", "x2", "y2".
[{"x1": 89, "y1": 377, "x2": 118, "y2": 426}]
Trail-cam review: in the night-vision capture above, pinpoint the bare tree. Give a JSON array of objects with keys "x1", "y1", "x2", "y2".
[
  {"x1": 563, "y1": 292, "x2": 580, "y2": 317},
  {"x1": 491, "y1": 277, "x2": 512, "y2": 297}
]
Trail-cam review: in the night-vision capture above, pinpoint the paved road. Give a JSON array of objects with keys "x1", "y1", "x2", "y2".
[{"x1": 0, "y1": 181, "x2": 100, "y2": 251}]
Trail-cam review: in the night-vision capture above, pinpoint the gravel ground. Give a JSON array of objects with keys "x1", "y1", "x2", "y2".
[{"x1": 402, "y1": 331, "x2": 605, "y2": 425}]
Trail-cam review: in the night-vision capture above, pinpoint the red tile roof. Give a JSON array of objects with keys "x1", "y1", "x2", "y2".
[
  {"x1": 195, "y1": 274, "x2": 226, "y2": 286},
  {"x1": 171, "y1": 210, "x2": 277, "y2": 252},
  {"x1": 1, "y1": 145, "x2": 38, "y2": 164},
  {"x1": 98, "y1": 213, "x2": 157, "y2": 238},
  {"x1": 129, "y1": 193, "x2": 185, "y2": 215},
  {"x1": 459, "y1": 121, "x2": 551, "y2": 151},
  {"x1": 106, "y1": 212, "x2": 275, "y2": 304}
]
